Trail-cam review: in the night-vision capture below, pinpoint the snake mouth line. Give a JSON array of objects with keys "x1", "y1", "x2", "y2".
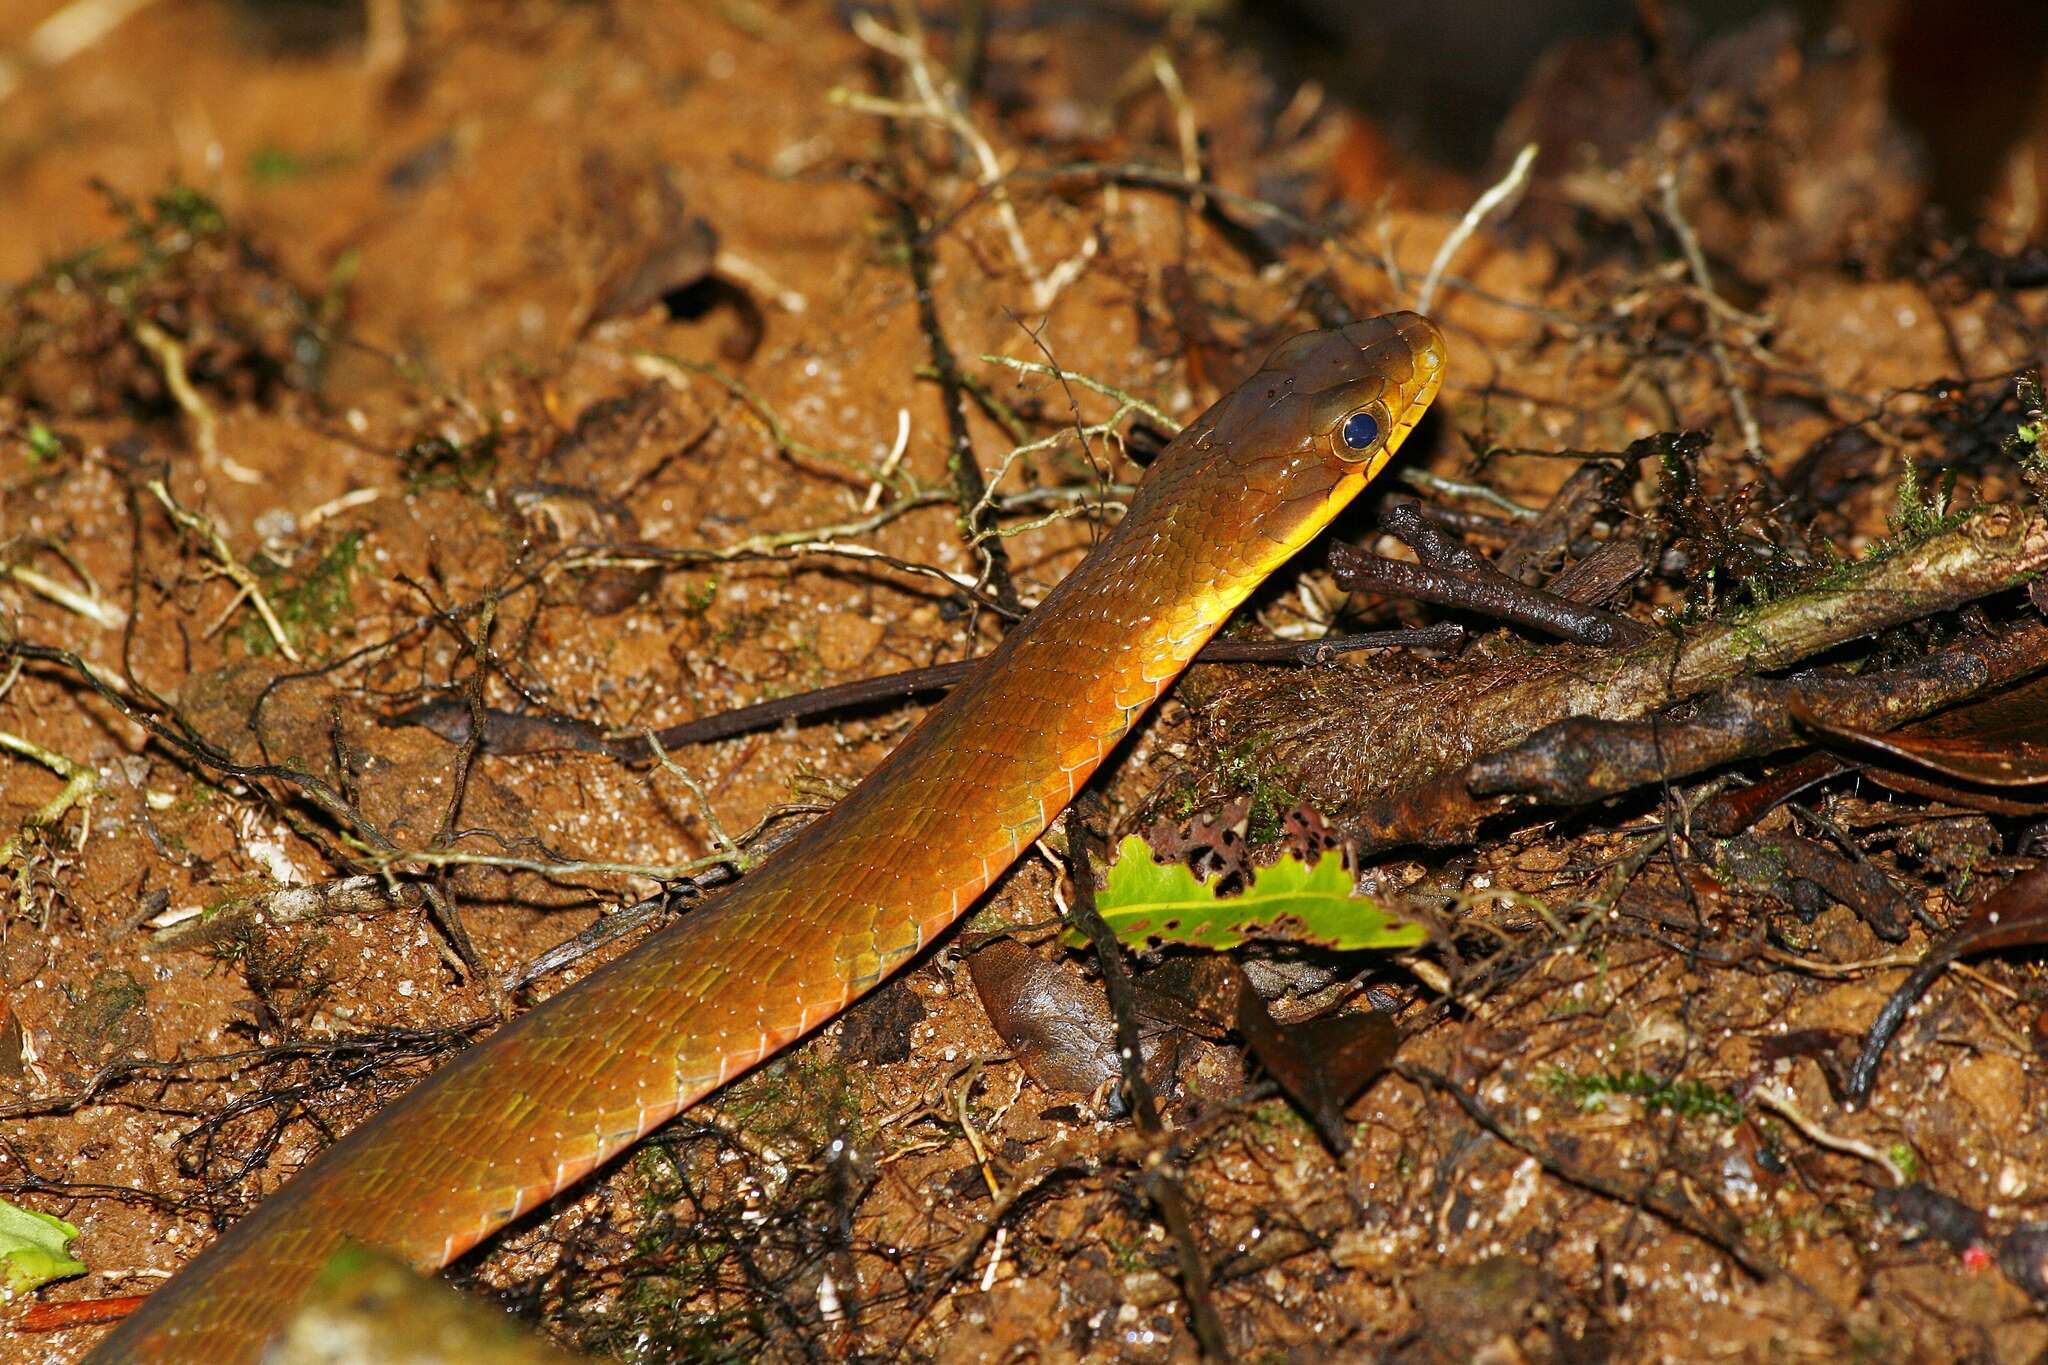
[
  {"x1": 1380, "y1": 314, "x2": 1447, "y2": 471},
  {"x1": 1382, "y1": 366, "x2": 1440, "y2": 465}
]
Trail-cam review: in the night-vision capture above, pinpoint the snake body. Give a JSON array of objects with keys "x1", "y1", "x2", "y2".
[{"x1": 89, "y1": 313, "x2": 1444, "y2": 1361}]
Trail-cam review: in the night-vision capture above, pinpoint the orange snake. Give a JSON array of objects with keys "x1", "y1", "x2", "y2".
[{"x1": 87, "y1": 313, "x2": 1445, "y2": 1361}]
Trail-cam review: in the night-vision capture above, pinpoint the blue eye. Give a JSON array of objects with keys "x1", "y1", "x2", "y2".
[{"x1": 1341, "y1": 411, "x2": 1380, "y2": 451}]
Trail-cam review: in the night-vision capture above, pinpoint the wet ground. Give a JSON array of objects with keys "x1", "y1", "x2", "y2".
[{"x1": 4, "y1": 2, "x2": 2048, "y2": 1361}]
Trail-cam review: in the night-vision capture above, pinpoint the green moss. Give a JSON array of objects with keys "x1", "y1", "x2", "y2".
[
  {"x1": 8, "y1": 184, "x2": 230, "y2": 323},
  {"x1": 1545, "y1": 1067, "x2": 1742, "y2": 1123},
  {"x1": 712, "y1": 1050, "x2": 867, "y2": 1147},
  {"x1": 1885, "y1": 462, "x2": 1968, "y2": 544},
  {"x1": 23, "y1": 421, "x2": 62, "y2": 465},
  {"x1": 1845, "y1": 1324, "x2": 1902, "y2": 1362},
  {"x1": 248, "y1": 142, "x2": 356, "y2": 184},
  {"x1": 144, "y1": 185, "x2": 228, "y2": 241},
  {"x1": 1209, "y1": 735, "x2": 1301, "y2": 845},
  {"x1": 708, "y1": 604, "x2": 771, "y2": 651},
  {"x1": 240, "y1": 531, "x2": 361, "y2": 656},
  {"x1": 2009, "y1": 372, "x2": 2046, "y2": 502},
  {"x1": 1715, "y1": 481, "x2": 1980, "y2": 636},
  {"x1": 678, "y1": 578, "x2": 718, "y2": 617},
  {"x1": 248, "y1": 146, "x2": 308, "y2": 183},
  {"x1": 1716, "y1": 837, "x2": 1789, "y2": 889},
  {"x1": 59, "y1": 969, "x2": 149, "y2": 1065},
  {"x1": 1095, "y1": 1233, "x2": 1147, "y2": 1274}
]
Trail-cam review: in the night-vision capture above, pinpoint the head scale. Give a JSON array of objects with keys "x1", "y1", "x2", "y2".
[
  {"x1": 1080, "y1": 312, "x2": 1446, "y2": 675},
  {"x1": 1128, "y1": 313, "x2": 1445, "y2": 572},
  {"x1": 1253, "y1": 311, "x2": 1445, "y2": 484}
]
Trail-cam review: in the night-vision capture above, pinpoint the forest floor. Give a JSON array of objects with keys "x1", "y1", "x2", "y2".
[{"x1": 4, "y1": 2, "x2": 2048, "y2": 1361}]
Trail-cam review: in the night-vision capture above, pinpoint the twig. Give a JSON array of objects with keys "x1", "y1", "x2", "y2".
[
  {"x1": 946, "y1": 160, "x2": 1586, "y2": 334},
  {"x1": 1395, "y1": 1059, "x2": 1776, "y2": 1279},
  {"x1": 979, "y1": 355, "x2": 1181, "y2": 431},
  {"x1": 1656, "y1": 165, "x2": 1763, "y2": 456},
  {"x1": 632, "y1": 352, "x2": 921, "y2": 496},
  {"x1": 1417, "y1": 141, "x2": 1538, "y2": 316},
  {"x1": 862, "y1": 408, "x2": 912, "y2": 513},
  {"x1": 1329, "y1": 536, "x2": 1650, "y2": 648},
  {"x1": 837, "y1": 12, "x2": 1050, "y2": 309},
  {"x1": 713, "y1": 249, "x2": 807, "y2": 315},
  {"x1": 1469, "y1": 618, "x2": 2048, "y2": 810},
  {"x1": 974, "y1": 496, "x2": 1127, "y2": 543},
  {"x1": 1064, "y1": 797, "x2": 1231, "y2": 1358},
  {"x1": 1150, "y1": 51, "x2": 1203, "y2": 212},
  {"x1": 146, "y1": 477, "x2": 301, "y2": 662},
  {"x1": 421, "y1": 592, "x2": 501, "y2": 1004},
  {"x1": 558, "y1": 524, "x2": 1022, "y2": 619},
  {"x1": 643, "y1": 732, "x2": 737, "y2": 856},
  {"x1": 500, "y1": 816, "x2": 818, "y2": 990},
  {"x1": 1397, "y1": 467, "x2": 1541, "y2": 522},
  {"x1": 129, "y1": 320, "x2": 262, "y2": 484},
  {"x1": 894, "y1": 188, "x2": 1023, "y2": 611},
  {"x1": 0, "y1": 729, "x2": 99, "y2": 864},
  {"x1": 1, "y1": 556, "x2": 126, "y2": 629},
  {"x1": 364, "y1": 844, "x2": 735, "y2": 884},
  {"x1": 1845, "y1": 862, "x2": 2048, "y2": 1102},
  {"x1": 1749, "y1": 1084, "x2": 1909, "y2": 1185},
  {"x1": 150, "y1": 875, "x2": 423, "y2": 950},
  {"x1": 1205, "y1": 505, "x2": 2048, "y2": 843},
  {"x1": 386, "y1": 625, "x2": 1466, "y2": 760}
]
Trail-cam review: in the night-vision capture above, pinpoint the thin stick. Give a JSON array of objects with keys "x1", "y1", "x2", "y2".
[
  {"x1": 2, "y1": 559, "x2": 126, "y2": 629},
  {"x1": 1329, "y1": 538, "x2": 1649, "y2": 648},
  {"x1": 146, "y1": 478, "x2": 301, "y2": 662},
  {"x1": 385, "y1": 625, "x2": 1466, "y2": 760},
  {"x1": 1749, "y1": 1084, "x2": 1909, "y2": 1186},
  {"x1": 1065, "y1": 800, "x2": 1231, "y2": 1358},
  {"x1": 1397, "y1": 468, "x2": 1540, "y2": 522},
  {"x1": 1657, "y1": 165, "x2": 1763, "y2": 456},
  {"x1": 978, "y1": 355, "x2": 1181, "y2": 431},
  {"x1": 0, "y1": 729, "x2": 99, "y2": 864},
  {"x1": 1417, "y1": 142, "x2": 1538, "y2": 316},
  {"x1": 129, "y1": 321, "x2": 264, "y2": 484},
  {"x1": 862, "y1": 408, "x2": 912, "y2": 513},
  {"x1": 839, "y1": 11, "x2": 1052, "y2": 310}
]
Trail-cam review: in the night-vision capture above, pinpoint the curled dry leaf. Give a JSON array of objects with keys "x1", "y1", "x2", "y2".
[
  {"x1": 967, "y1": 937, "x2": 1128, "y2": 1100},
  {"x1": 1796, "y1": 673, "x2": 2048, "y2": 789}
]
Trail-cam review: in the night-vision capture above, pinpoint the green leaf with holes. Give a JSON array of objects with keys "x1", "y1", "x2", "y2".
[
  {"x1": 1080, "y1": 835, "x2": 1426, "y2": 952},
  {"x1": 0, "y1": 1200, "x2": 85, "y2": 1294}
]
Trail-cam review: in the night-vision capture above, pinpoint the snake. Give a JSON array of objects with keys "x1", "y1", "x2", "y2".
[{"x1": 87, "y1": 311, "x2": 1445, "y2": 1362}]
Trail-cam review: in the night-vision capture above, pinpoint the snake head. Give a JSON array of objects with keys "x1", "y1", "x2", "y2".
[
  {"x1": 1161, "y1": 310, "x2": 1445, "y2": 516},
  {"x1": 1106, "y1": 312, "x2": 1446, "y2": 595},
  {"x1": 1162, "y1": 312, "x2": 1444, "y2": 476},
  {"x1": 1262, "y1": 311, "x2": 1446, "y2": 484}
]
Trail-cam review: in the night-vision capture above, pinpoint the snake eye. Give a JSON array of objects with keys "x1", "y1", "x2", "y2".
[{"x1": 1340, "y1": 410, "x2": 1381, "y2": 451}]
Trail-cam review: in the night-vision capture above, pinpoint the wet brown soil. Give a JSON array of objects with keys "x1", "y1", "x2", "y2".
[{"x1": 4, "y1": 2, "x2": 2048, "y2": 1362}]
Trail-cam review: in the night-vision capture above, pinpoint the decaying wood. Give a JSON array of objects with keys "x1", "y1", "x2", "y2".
[{"x1": 1164, "y1": 505, "x2": 2048, "y2": 849}]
